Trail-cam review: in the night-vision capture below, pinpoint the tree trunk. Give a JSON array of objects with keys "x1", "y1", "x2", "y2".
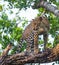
[{"x1": 32, "y1": 0, "x2": 59, "y2": 16}]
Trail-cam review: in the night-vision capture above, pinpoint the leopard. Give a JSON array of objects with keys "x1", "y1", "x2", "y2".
[{"x1": 16, "y1": 16, "x2": 50, "y2": 54}]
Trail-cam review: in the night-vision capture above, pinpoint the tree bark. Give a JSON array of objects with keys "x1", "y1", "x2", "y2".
[
  {"x1": 0, "y1": 43, "x2": 12, "y2": 65},
  {"x1": 0, "y1": 44, "x2": 59, "y2": 65},
  {"x1": 32, "y1": 0, "x2": 59, "y2": 16}
]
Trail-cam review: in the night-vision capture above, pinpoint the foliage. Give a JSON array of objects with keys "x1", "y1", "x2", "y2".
[
  {"x1": 53, "y1": 33, "x2": 59, "y2": 47},
  {"x1": 4, "y1": 0, "x2": 59, "y2": 9},
  {"x1": 0, "y1": 5, "x2": 3, "y2": 11},
  {"x1": 0, "y1": 12, "x2": 24, "y2": 54}
]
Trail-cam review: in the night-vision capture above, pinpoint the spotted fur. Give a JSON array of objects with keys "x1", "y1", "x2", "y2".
[{"x1": 16, "y1": 16, "x2": 50, "y2": 54}]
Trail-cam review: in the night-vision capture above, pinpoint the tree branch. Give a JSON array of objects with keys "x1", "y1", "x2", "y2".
[
  {"x1": 0, "y1": 44, "x2": 59, "y2": 65},
  {"x1": 32, "y1": 0, "x2": 59, "y2": 16},
  {"x1": 0, "y1": 43, "x2": 12, "y2": 65}
]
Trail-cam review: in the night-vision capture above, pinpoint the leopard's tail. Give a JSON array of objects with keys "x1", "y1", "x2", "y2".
[{"x1": 16, "y1": 37, "x2": 24, "y2": 53}]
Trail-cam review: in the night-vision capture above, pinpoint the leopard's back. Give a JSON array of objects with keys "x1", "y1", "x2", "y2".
[{"x1": 22, "y1": 23, "x2": 33, "y2": 40}]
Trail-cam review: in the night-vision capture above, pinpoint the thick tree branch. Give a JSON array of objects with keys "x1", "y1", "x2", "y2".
[
  {"x1": 0, "y1": 43, "x2": 12, "y2": 65},
  {"x1": 0, "y1": 44, "x2": 59, "y2": 65},
  {"x1": 32, "y1": 0, "x2": 59, "y2": 16}
]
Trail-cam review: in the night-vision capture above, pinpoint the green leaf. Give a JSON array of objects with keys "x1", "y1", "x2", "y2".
[{"x1": 0, "y1": 5, "x2": 3, "y2": 11}]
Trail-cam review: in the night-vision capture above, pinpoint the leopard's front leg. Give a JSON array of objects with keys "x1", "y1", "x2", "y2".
[{"x1": 34, "y1": 31, "x2": 39, "y2": 54}]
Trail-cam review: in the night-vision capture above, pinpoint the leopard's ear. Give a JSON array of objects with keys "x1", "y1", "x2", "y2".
[{"x1": 39, "y1": 17, "x2": 42, "y2": 21}]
